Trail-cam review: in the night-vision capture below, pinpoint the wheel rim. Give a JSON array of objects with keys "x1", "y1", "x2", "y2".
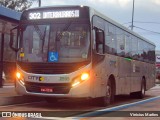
[
  {"x1": 106, "y1": 82, "x2": 112, "y2": 103},
  {"x1": 142, "y1": 83, "x2": 145, "y2": 95}
]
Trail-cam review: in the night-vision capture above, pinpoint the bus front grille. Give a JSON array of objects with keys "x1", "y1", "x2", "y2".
[
  {"x1": 25, "y1": 82, "x2": 71, "y2": 94},
  {"x1": 17, "y1": 61, "x2": 89, "y2": 74}
]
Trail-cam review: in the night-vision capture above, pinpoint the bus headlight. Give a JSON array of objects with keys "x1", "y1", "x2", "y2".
[
  {"x1": 72, "y1": 72, "x2": 90, "y2": 87},
  {"x1": 16, "y1": 72, "x2": 21, "y2": 79},
  {"x1": 81, "y1": 73, "x2": 89, "y2": 81}
]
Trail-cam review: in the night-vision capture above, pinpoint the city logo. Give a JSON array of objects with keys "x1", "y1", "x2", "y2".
[
  {"x1": 39, "y1": 77, "x2": 44, "y2": 81},
  {"x1": 28, "y1": 76, "x2": 45, "y2": 81}
]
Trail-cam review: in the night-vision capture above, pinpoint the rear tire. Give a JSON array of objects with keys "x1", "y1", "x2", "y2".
[
  {"x1": 130, "y1": 78, "x2": 145, "y2": 99},
  {"x1": 98, "y1": 79, "x2": 114, "y2": 107},
  {"x1": 137, "y1": 79, "x2": 146, "y2": 98}
]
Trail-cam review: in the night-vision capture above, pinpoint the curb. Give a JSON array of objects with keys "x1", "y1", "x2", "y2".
[{"x1": 0, "y1": 85, "x2": 44, "y2": 106}]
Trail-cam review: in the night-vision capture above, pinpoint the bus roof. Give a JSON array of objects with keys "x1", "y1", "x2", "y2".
[{"x1": 26, "y1": 5, "x2": 84, "y2": 10}]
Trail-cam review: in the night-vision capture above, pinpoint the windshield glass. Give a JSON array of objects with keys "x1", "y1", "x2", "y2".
[{"x1": 18, "y1": 23, "x2": 90, "y2": 63}]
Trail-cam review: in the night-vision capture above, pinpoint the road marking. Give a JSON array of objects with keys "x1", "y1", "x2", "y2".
[
  {"x1": 27, "y1": 96, "x2": 160, "y2": 120},
  {"x1": 76, "y1": 96, "x2": 160, "y2": 118},
  {"x1": 2, "y1": 85, "x2": 14, "y2": 88},
  {"x1": 0, "y1": 101, "x2": 44, "y2": 108}
]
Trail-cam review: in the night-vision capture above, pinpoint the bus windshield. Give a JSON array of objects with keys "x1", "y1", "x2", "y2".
[{"x1": 19, "y1": 22, "x2": 90, "y2": 63}]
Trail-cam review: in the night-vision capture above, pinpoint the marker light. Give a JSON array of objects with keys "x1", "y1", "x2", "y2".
[
  {"x1": 80, "y1": 5, "x2": 84, "y2": 7},
  {"x1": 81, "y1": 73, "x2": 89, "y2": 81},
  {"x1": 72, "y1": 72, "x2": 90, "y2": 87},
  {"x1": 72, "y1": 81, "x2": 80, "y2": 87},
  {"x1": 16, "y1": 72, "x2": 21, "y2": 79}
]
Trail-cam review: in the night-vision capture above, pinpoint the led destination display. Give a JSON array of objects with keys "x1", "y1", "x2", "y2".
[{"x1": 29, "y1": 10, "x2": 80, "y2": 20}]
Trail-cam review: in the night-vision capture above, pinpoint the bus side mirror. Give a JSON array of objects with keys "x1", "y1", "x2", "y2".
[
  {"x1": 96, "y1": 30, "x2": 104, "y2": 44},
  {"x1": 10, "y1": 27, "x2": 19, "y2": 52}
]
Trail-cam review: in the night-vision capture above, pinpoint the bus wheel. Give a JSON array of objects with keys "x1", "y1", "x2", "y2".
[
  {"x1": 137, "y1": 79, "x2": 146, "y2": 98},
  {"x1": 130, "y1": 79, "x2": 145, "y2": 99},
  {"x1": 98, "y1": 80, "x2": 114, "y2": 107},
  {"x1": 45, "y1": 97, "x2": 58, "y2": 104}
]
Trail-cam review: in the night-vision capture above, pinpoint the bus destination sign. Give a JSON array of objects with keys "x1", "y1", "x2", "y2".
[{"x1": 29, "y1": 10, "x2": 80, "y2": 20}]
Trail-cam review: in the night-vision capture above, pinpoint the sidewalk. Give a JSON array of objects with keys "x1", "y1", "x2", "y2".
[
  {"x1": 0, "y1": 82, "x2": 43, "y2": 106},
  {"x1": 0, "y1": 83, "x2": 17, "y2": 97}
]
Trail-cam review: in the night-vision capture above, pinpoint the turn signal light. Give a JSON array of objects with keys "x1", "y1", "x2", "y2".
[{"x1": 16, "y1": 72, "x2": 21, "y2": 79}]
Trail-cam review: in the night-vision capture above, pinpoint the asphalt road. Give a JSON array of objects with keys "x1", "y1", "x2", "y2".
[{"x1": 0, "y1": 84, "x2": 160, "y2": 119}]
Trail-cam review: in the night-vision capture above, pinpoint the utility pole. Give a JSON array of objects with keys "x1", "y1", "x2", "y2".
[
  {"x1": 38, "y1": 0, "x2": 41, "y2": 7},
  {"x1": 131, "y1": 0, "x2": 135, "y2": 30}
]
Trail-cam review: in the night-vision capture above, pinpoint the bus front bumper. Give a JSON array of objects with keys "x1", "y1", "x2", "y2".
[{"x1": 15, "y1": 79, "x2": 92, "y2": 98}]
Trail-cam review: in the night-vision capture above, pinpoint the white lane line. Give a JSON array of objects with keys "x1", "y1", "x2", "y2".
[
  {"x1": 2, "y1": 85, "x2": 14, "y2": 88},
  {"x1": 75, "y1": 96, "x2": 160, "y2": 118},
  {"x1": 30, "y1": 96, "x2": 160, "y2": 120}
]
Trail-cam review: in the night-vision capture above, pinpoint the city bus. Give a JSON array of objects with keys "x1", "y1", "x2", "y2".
[{"x1": 10, "y1": 5, "x2": 155, "y2": 106}]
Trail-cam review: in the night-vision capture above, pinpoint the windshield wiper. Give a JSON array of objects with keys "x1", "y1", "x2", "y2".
[
  {"x1": 34, "y1": 25, "x2": 47, "y2": 53},
  {"x1": 34, "y1": 25, "x2": 43, "y2": 40},
  {"x1": 42, "y1": 26, "x2": 47, "y2": 53},
  {"x1": 56, "y1": 21, "x2": 72, "y2": 41}
]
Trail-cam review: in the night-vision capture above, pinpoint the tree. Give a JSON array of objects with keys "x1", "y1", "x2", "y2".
[{"x1": 0, "y1": 0, "x2": 33, "y2": 12}]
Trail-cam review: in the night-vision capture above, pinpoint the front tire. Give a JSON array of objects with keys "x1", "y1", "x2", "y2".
[{"x1": 98, "y1": 80, "x2": 115, "y2": 107}]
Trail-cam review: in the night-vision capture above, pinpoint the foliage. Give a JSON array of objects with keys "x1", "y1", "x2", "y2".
[{"x1": 0, "y1": 0, "x2": 33, "y2": 12}]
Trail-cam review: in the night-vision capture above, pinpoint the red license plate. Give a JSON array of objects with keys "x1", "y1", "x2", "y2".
[{"x1": 40, "y1": 87, "x2": 53, "y2": 93}]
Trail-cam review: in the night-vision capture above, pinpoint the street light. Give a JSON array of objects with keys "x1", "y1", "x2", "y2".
[{"x1": 131, "y1": 0, "x2": 135, "y2": 30}]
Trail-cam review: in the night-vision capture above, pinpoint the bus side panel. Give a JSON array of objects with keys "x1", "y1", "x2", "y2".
[
  {"x1": 146, "y1": 64, "x2": 155, "y2": 90},
  {"x1": 92, "y1": 54, "x2": 119, "y2": 98},
  {"x1": 117, "y1": 56, "x2": 131, "y2": 94},
  {"x1": 104, "y1": 54, "x2": 119, "y2": 94},
  {"x1": 130, "y1": 61, "x2": 142, "y2": 93},
  {"x1": 92, "y1": 60, "x2": 106, "y2": 98}
]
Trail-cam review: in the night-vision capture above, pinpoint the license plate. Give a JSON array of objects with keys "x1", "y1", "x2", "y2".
[{"x1": 40, "y1": 87, "x2": 53, "y2": 93}]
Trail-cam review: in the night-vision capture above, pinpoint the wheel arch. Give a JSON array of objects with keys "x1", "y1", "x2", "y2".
[{"x1": 108, "y1": 74, "x2": 116, "y2": 95}]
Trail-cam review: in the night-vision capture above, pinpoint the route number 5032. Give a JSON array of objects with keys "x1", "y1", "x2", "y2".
[{"x1": 29, "y1": 13, "x2": 41, "y2": 19}]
